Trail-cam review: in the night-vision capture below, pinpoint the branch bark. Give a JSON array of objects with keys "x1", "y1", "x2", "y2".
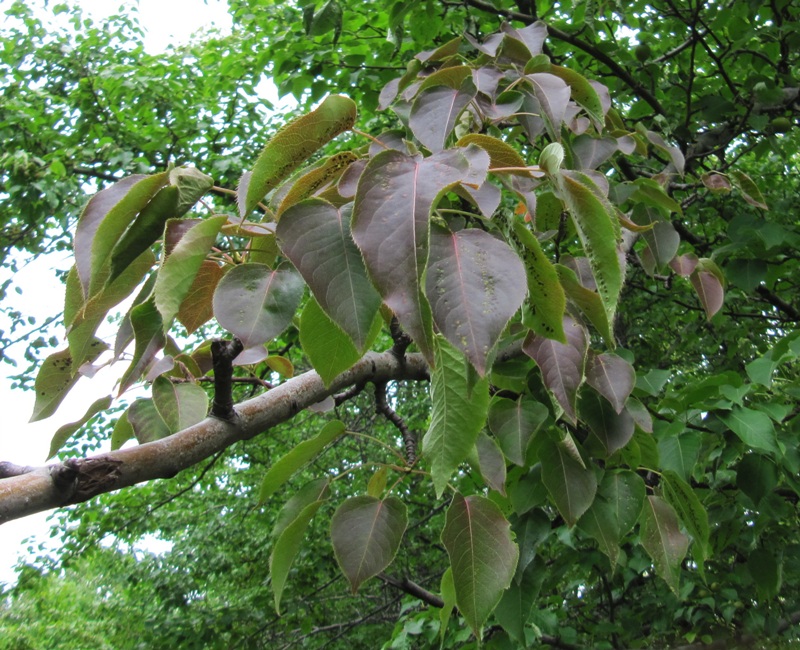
[{"x1": 0, "y1": 350, "x2": 429, "y2": 525}]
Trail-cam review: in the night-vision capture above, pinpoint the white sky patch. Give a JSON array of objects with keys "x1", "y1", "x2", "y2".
[{"x1": 0, "y1": 0, "x2": 234, "y2": 588}]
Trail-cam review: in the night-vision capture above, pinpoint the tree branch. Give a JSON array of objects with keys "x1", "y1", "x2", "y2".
[{"x1": 0, "y1": 350, "x2": 430, "y2": 525}]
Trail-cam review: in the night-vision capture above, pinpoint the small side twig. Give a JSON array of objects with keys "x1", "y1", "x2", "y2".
[
  {"x1": 210, "y1": 337, "x2": 244, "y2": 420},
  {"x1": 389, "y1": 317, "x2": 412, "y2": 360},
  {"x1": 334, "y1": 380, "x2": 367, "y2": 406},
  {"x1": 375, "y1": 381, "x2": 416, "y2": 464}
]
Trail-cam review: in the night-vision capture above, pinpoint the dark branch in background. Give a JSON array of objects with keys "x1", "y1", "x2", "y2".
[
  {"x1": 72, "y1": 166, "x2": 121, "y2": 183},
  {"x1": 333, "y1": 380, "x2": 367, "y2": 405},
  {"x1": 374, "y1": 381, "x2": 417, "y2": 464},
  {"x1": 756, "y1": 286, "x2": 800, "y2": 322},
  {"x1": 378, "y1": 572, "x2": 443, "y2": 607},
  {"x1": 210, "y1": 337, "x2": 244, "y2": 420}
]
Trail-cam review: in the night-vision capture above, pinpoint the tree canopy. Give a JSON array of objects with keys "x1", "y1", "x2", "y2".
[{"x1": 1, "y1": 0, "x2": 799, "y2": 648}]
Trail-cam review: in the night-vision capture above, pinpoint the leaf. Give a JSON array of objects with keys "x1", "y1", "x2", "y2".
[
  {"x1": 352, "y1": 147, "x2": 487, "y2": 362},
  {"x1": 639, "y1": 496, "x2": 689, "y2": 595},
  {"x1": 177, "y1": 260, "x2": 225, "y2": 335},
  {"x1": 106, "y1": 185, "x2": 178, "y2": 285},
  {"x1": 239, "y1": 95, "x2": 356, "y2": 217},
  {"x1": 110, "y1": 410, "x2": 134, "y2": 451},
  {"x1": 300, "y1": 297, "x2": 363, "y2": 386},
  {"x1": 555, "y1": 264, "x2": 614, "y2": 345},
  {"x1": 272, "y1": 478, "x2": 330, "y2": 540},
  {"x1": 730, "y1": 170, "x2": 768, "y2": 210},
  {"x1": 426, "y1": 224, "x2": 527, "y2": 375},
  {"x1": 549, "y1": 65, "x2": 605, "y2": 128},
  {"x1": 748, "y1": 549, "x2": 782, "y2": 599},
  {"x1": 585, "y1": 352, "x2": 636, "y2": 414},
  {"x1": 511, "y1": 221, "x2": 567, "y2": 342},
  {"x1": 73, "y1": 172, "x2": 169, "y2": 298},
  {"x1": 578, "y1": 470, "x2": 645, "y2": 570},
  {"x1": 47, "y1": 395, "x2": 113, "y2": 459},
  {"x1": 119, "y1": 298, "x2": 166, "y2": 395},
  {"x1": 154, "y1": 215, "x2": 227, "y2": 330},
  {"x1": 642, "y1": 221, "x2": 680, "y2": 271},
  {"x1": 522, "y1": 315, "x2": 589, "y2": 424},
  {"x1": 439, "y1": 568, "x2": 456, "y2": 644},
  {"x1": 409, "y1": 76, "x2": 477, "y2": 152},
  {"x1": 151, "y1": 376, "x2": 208, "y2": 434},
  {"x1": 487, "y1": 395, "x2": 549, "y2": 466},
  {"x1": 30, "y1": 340, "x2": 107, "y2": 422},
  {"x1": 690, "y1": 266, "x2": 724, "y2": 320},
  {"x1": 494, "y1": 561, "x2": 542, "y2": 643},
  {"x1": 658, "y1": 431, "x2": 702, "y2": 481},
  {"x1": 277, "y1": 200, "x2": 380, "y2": 351},
  {"x1": 170, "y1": 165, "x2": 214, "y2": 216},
  {"x1": 258, "y1": 420, "x2": 346, "y2": 502},
  {"x1": 474, "y1": 431, "x2": 507, "y2": 495},
  {"x1": 127, "y1": 398, "x2": 171, "y2": 444},
  {"x1": 524, "y1": 73, "x2": 570, "y2": 139},
  {"x1": 457, "y1": 133, "x2": 534, "y2": 177},
  {"x1": 275, "y1": 151, "x2": 357, "y2": 216},
  {"x1": 331, "y1": 496, "x2": 408, "y2": 593},
  {"x1": 719, "y1": 406, "x2": 779, "y2": 454},
  {"x1": 514, "y1": 509, "x2": 551, "y2": 581},
  {"x1": 661, "y1": 470, "x2": 710, "y2": 562},
  {"x1": 441, "y1": 493, "x2": 518, "y2": 637},
  {"x1": 579, "y1": 388, "x2": 635, "y2": 457},
  {"x1": 422, "y1": 336, "x2": 490, "y2": 497},
  {"x1": 736, "y1": 454, "x2": 777, "y2": 506},
  {"x1": 539, "y1": 435, "x2": 597, "y2": 527},
  {"x1": 557, "y1": 170, "x2": 622, "y2": 323},
  {"x1": 213, "y1": 263, "x2": 304, "y2": 349}
]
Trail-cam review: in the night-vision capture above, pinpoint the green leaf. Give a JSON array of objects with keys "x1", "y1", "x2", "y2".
[
  {"x1": 719, "y1": 406, "x2": 778, "y2": 454},
  {"x1": 539, "y1": 435, "x2": 597, "y2": 527},
  {"x1": 239, "y1": 95, "x2": 357, "y2": 217},
  {"x1": 494, "y1": 561, "x2": 543, "y2": 644},
  {"x1": 736, "y1": 454, "x2": 778, "y2": 506},
  {"x1": 730, "y1": 170, "x2": 768, "y2": 210},
  {"x1": 277, "y1": 200, "x2": 380, "y2": 351},
  {"x1": 579, "y1": 470, "x2": 645, "y2": 570},
  {"x1": 556, "y1": 170, "x2": 622, "y2": 323},
  {"x1": 579, "y1": 388, "x2": 635, "y2": 457},
  {"x1": 274, "y1": 151, "x2": 357, "y2": 216},
  {"x1": 422, "y1": 336, "x2": 490, "y2": 497},
  {"x1": 331, "y1": 496, "x2": 408, "y2": 593},
  {"x1": 270, "y1": 500, "x2": 326, "y2": 613},
  {"x1": 457, "y1": 133, "x2": 535, "y2": 177},
  {"x1": 119, "y1": 298, "x2": 166, "y2": 395},
  {"x1": 748, "y1": 549, "x2": 782, "y2": 599},
  {"x1": 352, "y1": 147, "x2": 488, "y2": 363},
  {"x1": 151, "y1": 376, "x2": 208, "y2": 434},
  {"x1": 299, "y1": 297, "x2": 381, "y2": 386},
  {"x1": 213, "y1": 263, "x2": 304, "y2": 349},
  {"x1": 272, "y1": 478, "x2": 330, "y2": 540},
  {"x1": 441, "y1": 493, "x2": 518, "y2": 638},
  {"x1": 170, "y1": 166, "x2": 214, "y2": 216},
  {"x1": 127, "y1": 398, "x2": 171, "y2": 444},
  {"x1": 657, "y1": 430, "x2": 702, "y2": 481},
  {"x1": 662, "y1": 470, "x2": 710, "y2": 562},
  {"x1": 110, "y1": 410, "x2": 135, "y2": 451},
  {"x1": 426, "y1": 224, "x2": 527, "y2": 374},
  {"x1": 439, "y1": 567, "x2": 456, "y2": 645},
  {"x1": 549, "y1": 65, "x2": 605, "y2": 128},
  {"x1": 259, "y1": 420, "x2": 346, "y2": 502},
  {"x1": 154, "y1": 215, "x2": 227, "y2": 330},
  {"x1": 511, "y1": 221, "x2": 567, "y2": 342},
  {"x1": 47, "y1": 395, "x2": 113, "y2": 459},
  {"x1": 555, "y1": 263, "x2": 614, "y2": 345},
  {"x1": 73, "y1": 172, "x2": 169, "y2": 298},
  {"x1": 30, "y1": 340, "x2": 107, "y2": 422},
  {"x1": 639, "y1": 496, "x2": 689, "y2": 595},
  {"x1": 487, "y1": 395, "x2": 549, "y2": 466}
]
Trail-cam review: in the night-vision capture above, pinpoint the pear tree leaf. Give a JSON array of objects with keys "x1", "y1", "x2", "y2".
[
  {"x1": 487, "y1": 395, "x2": 549, "y2": 466},
  {"x1": 47, "y1": 395, "x2": 113, "y2": 459},
  {"x1": 539, "y1": 435, "x2": 597, "y2": 526},
  {"x1": 639, "y1": 496, "x2": 689, "y2": 595},
  {"x1": 151, "y1": 376, "x2": 208, "y2": 434}
]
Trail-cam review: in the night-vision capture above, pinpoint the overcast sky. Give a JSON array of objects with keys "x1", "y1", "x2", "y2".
[{"x1": 0, "y1": 0, "x2": 234, "y2": 587}]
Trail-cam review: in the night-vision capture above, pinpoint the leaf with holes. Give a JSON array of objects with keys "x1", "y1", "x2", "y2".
[
  {"x1": 278, "y1": 200, "x2": 380, "y2": 351},
  {"x1": 238, "y1": 95, "x2": 356, "y2": 217},
  {"x1": 426, "y1": 224, "x2": 526, "y2": 375},
  {"x1": 331, "y1": 496, "x2": 408, "y2": 593},
  {"x1": 442, "y1": 493, "x2": 518, "y2": 637},
  {"x1": 422, "y1": 336, "x2": 490, "y2": 497}
]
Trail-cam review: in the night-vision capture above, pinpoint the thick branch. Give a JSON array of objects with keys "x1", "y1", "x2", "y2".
[{"x1": 0, "y1": 350, "x2": 429, "y2": 525}]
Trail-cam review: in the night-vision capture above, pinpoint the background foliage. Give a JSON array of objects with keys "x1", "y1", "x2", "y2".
[{"x1": 1, "y1": 0, "x2": 799, "y2": 649}]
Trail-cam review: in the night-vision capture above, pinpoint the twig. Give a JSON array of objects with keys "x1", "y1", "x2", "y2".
[
  {"x1": 210, "y1": 337, "x2": 244, "y2": 420},
  {"x1": 374, "y1": 382, "x2": 417, "y2": 464}
]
